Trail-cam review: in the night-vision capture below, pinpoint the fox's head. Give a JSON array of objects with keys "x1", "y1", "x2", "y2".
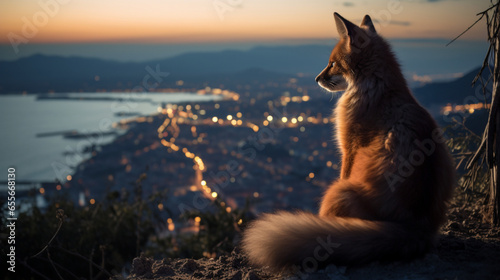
[{"x1": 316, "y1": 13, "x2": 378, "y2": 92}]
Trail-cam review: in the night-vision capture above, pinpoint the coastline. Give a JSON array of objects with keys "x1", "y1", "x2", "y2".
[{"x1": 0, "y1": 91, "x2": 224, "y2": 184}]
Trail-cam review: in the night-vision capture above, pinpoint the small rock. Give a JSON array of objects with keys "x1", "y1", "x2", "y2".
[
  {"x1": 130, "y1": 254, "x2": 153, "y2": 276},
  {"x1": 153, "y1": 265, "x2": 175, "y2": 277},
  {"x1": 152, "y1": 259, "x2": 175, "y2": 277},
  {"x1": 180, "y1": 259, "x2": 200, "y2": 273}
]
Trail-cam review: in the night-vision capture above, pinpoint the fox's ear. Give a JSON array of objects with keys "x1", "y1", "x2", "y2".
[
  {"x1": 361, "y1": 15, "x2": 376, "y2": 33},
  {"x1": 333, "y1": 12, "x2": 359, "y2": 39}
]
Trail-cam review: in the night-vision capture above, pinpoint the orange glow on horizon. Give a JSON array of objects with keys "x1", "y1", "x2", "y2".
[
  {"x1": 0, "y1": 0, "x2": 490, "y2": 44},
  {"x1": 0, "y1": 23, "x2": 335, "y2": 44}
]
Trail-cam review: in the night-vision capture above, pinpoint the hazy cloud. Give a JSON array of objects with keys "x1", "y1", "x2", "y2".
[
  {"x1": 388, "y1": 20, "x2": 411, "y2": 26},
  {"x1": 372, "y1": 19, "x2": 411, "y2": 26},
  {"x1": 423, "y1": 0, "x2": 461, "y2": 2},
  {"x1": 342, "y1": 2, "x2": 354, "y2": 7},
  {"x1": 412, "y1": 72, "x2": 464, "y2": 84}
]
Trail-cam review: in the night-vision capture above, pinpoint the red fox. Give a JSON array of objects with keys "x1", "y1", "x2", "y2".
[{"x1": 242, "y1": 13, "x2": 455, "y2": 272}]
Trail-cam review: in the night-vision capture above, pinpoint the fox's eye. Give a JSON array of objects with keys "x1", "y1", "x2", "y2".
[{"x1": 331, "y1": 62, "x2": 336, "y2": 67}]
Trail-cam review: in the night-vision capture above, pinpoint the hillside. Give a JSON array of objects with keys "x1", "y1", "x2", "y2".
[
  {"x1": 0, "y1": 45, "x2": 331, "y2": 93},
  {"x1": 126, "y1": 202, "x2": 500, "y2": 280},
  {"x1": 413, "y1": 67, "x2": 491, "y2": 108}
]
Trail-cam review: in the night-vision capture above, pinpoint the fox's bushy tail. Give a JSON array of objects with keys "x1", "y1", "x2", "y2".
[{"x1": 242, "y1": 211, "x2": 433, "y2": 271}]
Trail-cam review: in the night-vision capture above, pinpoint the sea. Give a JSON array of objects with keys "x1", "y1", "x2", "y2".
[{"x1": 0, "y1": 92, "x2": 221, "y2": 182}]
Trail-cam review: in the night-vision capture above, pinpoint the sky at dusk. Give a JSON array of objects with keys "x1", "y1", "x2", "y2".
[
  {"x1": 1, "y1": 0, "x2": 491, "y2": 42},
  {"x1": 0, "y1": 0, "x2": 492, "y2": 61}
]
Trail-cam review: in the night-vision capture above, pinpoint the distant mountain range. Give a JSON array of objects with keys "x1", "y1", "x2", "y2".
[
  {"x1": 413, "y1": 67, "x2": 491, "y2": 109},
  {"x1": 0, "y1": 45, "x2": 331, "y2": 93},
  {"x1": 0, "y1": 44, "x2": 489, "y2": 112}
]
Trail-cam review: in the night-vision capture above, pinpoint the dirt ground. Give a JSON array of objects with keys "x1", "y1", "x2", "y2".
[{"x1": 125, "y1": 203, "x2": 500, "y2": 280}]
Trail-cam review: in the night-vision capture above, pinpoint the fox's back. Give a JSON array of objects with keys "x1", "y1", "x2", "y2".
[
  {"x1": 243, "y1": 13, "x2": 455, "y2": 271},
  {"x1": 323, "y1": 18, "x2": 454, "y2": 230}
]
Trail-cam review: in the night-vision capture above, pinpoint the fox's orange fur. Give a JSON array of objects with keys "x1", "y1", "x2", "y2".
[{"x1": 242, "y1": 13, "x2": 455, "y2": 272}]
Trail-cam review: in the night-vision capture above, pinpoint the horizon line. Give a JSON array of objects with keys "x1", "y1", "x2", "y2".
[{"x1": 0, "y1": 36, "x2": 488, "y2": 46}]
